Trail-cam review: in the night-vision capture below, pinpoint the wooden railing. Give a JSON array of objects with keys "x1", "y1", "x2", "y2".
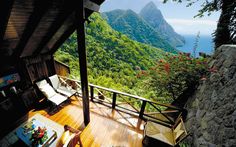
[
  {"x1": 60, "y1": 76, "x2": 183, "y2": 127},
  {"x1": 54, "y1": 60, "x2": 70, "y2": 77}
]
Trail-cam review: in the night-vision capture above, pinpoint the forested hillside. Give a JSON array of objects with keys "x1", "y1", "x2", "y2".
[
  {"x1": 102, "y1": 9, "x2": 177, "y2": 53},
  {"x1": 102, "y1": 2, "x2": 185, "y2": 53},
  {"x1": 54, "y1": 13, "x2": 167, "y2": 97}
]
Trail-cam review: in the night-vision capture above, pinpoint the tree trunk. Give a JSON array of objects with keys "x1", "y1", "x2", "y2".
[{"x1": 214, "y1": 0, "x2": 233, "y2": 48}]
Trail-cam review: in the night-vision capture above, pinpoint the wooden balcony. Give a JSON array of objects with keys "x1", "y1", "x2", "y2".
[
  {"x1": 18, "y1": 95, "x2": 144, "y2": 146},
  {"x1": 0, "y1": 74, "x2": 184, "y2": 146}
]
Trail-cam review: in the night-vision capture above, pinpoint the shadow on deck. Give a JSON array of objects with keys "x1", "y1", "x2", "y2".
[{"x1": 28, "y1": 95, "x2": 144, "y2": 146}]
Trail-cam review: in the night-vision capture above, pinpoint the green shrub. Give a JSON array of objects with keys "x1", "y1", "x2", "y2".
[{"x1": 139, "y1": 53, "x2": 209, "y2": 101}]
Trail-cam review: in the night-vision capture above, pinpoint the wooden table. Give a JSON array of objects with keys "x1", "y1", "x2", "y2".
[
  {"x1": 0, "y1": 113, "x2": 64, "y2": 146},
  {"x1": 16, "y1": 118, "x2": 57, "y2": 146}
]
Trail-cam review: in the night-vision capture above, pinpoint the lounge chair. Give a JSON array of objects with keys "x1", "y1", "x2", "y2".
[
  {"x1": 59, "y1": 125, "x2": 82, "y2": 147},
  {"x1": 143, "y1": 116, "x2": 188, "y2": 147},
  {"x1": 48, "y1": 75, "x2": 77, "y2": 98},
  {"x1": 36, "y1": 79, "x2": 67, "y2": 106},
  {"x1": 59, "y1": 123, "x2": 100, "y2": 147}
]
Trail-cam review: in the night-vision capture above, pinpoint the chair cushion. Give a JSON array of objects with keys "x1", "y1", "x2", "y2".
[
  {"x1": 39, "y1": 84, "x2": 57, "y2": 98},
  {"x1": 36, "y1": 80, "x2": 48, "y2": 88},
  {"x1": 49, "y1": 75, "x2": 60, "y2": 89},
  {"x1": 57, "y1": 86, "x2": 76, "y2": 97},
  {"x1": 48, "y1": 93, "x2": 67, "y2": 105},
  {"x1": 173, "y1": 121, "x2": 185, "y2": 141},
  {"x1": 144, "y1": 121, "x2": 174, "y2": 146},
  {"x1": 60, "y1": 130, "x2": 76, "y2": 147}
]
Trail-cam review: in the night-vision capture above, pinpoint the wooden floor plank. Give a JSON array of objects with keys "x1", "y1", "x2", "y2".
[{"x1": 25, "y1": 96, "x2": 144, "y2": 147}]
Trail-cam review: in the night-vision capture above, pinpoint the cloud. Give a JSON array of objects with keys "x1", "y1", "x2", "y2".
[
  {"x1": 166, "y1": 18, "x2": 217, "y2": 35},
  {"x1": 166, "y1": 19, "x2": 217, "y2": 26}
]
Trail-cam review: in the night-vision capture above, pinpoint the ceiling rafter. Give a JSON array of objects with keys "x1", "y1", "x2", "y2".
[
  {"x1": 84, "y1": 0, "x2": 100, "y2": 12},
  {"x1": 48, "y1": 24, "x2": 76, "y2": 55},
  {"x1": 32, "y1": 1, "x2": 77, "y2": 56},
  {"x1": 12, "y1": 0, "x2": 51, "y2": 58},
  {"x1": 0, "y1": 0, "x2": 15, "y2": 44}
]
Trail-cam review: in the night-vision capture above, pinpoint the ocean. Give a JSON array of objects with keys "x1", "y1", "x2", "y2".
[{"x1": 177, "y1": 35, "x2": 214, "y2": 57}]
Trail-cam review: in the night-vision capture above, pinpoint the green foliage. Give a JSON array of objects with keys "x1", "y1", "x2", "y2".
[
  {"x1": 55, "y1": 13, "x2": 167, "y2": 96},
  {"x1": 179, "y1": 142, "x2": 191, "y2": 147},
  {"x1": 103, "y1": 9, "x2": 179, "y2": 53},
  {"x1": 139, "y1": 53, "x2": 209, "y2": 101}
]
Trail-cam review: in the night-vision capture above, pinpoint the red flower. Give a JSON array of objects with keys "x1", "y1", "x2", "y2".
[
  {"x1": 164, "y1": 63, "x2": 170, "y2": 73},
  {"x1": 209, "y1": 67, "x2": 218, "y2": 73}
]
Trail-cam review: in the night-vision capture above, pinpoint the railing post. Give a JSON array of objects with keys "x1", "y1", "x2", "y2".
[
  {"x1": 112, "y1": 93, "x2": 117, "y2": 109},
  {"x1": 90, "y1": 86, "x2": 94, "y2": 102},
  {"x1": 139, "y1": 101, "x2": 146, "y2": 119}
]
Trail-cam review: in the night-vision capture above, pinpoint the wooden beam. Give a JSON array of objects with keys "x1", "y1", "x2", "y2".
[
  {"x1": 84, "y1": 0, "x2": 100, "y2": 12},
  {"x1": 12, "y1": 1, "x2": 50, "y2": 58},
  {"x1": 0, "y1": 0, "x2": 15, "y2": 43},
  {"x1": 89, "y1": 0, "x2": 105, "y2": 6},
  {"x1": 76, "y1": 1, "x2": 90, "y2": 126},
  {"x1": 48, "y1": 24, "x2": 76, "y2": 55},
  {"x1": 32, "y1": 3, "x2": 75, "y2": 56}
]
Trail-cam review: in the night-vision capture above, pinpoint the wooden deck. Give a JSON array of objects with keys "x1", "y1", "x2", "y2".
[{"x1": 23, "y1": 96, "x2": 144, "y2": 146}]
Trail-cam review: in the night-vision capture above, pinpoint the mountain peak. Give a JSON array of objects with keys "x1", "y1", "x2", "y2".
[
  {"x1": 142, "y1": 1, "x2": 158, "y2": 11},
  {"x1": 126, "y1": 9, "x2": 136, "y2": 14},
  {"x1": 140, "y1": 1, "x2": 162, "y2": 20},
  {"x1": 139, "y1": 2, "x2": 185, "y2": 47}
]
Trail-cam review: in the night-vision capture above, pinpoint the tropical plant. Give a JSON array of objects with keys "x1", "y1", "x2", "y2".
[
  {"x1": 55, "y1": 13, "x2": 167, "y2": 97},
  {"x1": 139, "y1": 53, "x2": 209, "y2": 101}
]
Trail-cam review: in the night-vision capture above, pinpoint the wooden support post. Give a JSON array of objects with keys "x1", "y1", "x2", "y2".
[
  {"x1": 139, "y1": 101, "x2": 146, "y2": 119},
  {"x1": 76, "y1": 1, "x2": 90, "y2": 126},
  {"x1": 112, "y1": 93, "x2": 117, "y2": 109},
  {"x1": 90, "y1": 86, "x2": 94, "y2": 102}
]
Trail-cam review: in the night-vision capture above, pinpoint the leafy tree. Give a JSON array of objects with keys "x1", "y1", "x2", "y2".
[
  {"x1": 163, "y1": 0, "x2": 236, "y2": 48},
  {"x1": 55, "y1": 13, "x2": 167, "y2": 97},
  {"x1": 139, "y1": 53, "x2": 209, "y2": 101}
]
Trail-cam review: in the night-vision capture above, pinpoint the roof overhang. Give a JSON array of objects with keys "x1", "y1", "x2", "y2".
[{"x1": 0, "y1": 0, "x2": 105, "y2": 59}]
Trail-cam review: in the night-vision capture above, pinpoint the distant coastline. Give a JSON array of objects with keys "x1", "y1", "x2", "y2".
[{"x1": 177, "y1": 35, "x2": 214, "y2": 56}]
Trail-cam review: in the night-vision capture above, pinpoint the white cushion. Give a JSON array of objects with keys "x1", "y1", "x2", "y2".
[
  {"x1": 49, "y1": 75, "x2": 60, "y2": 89},
  {"x1": 40, "y1": 84, "x2": 57, "y2": 98},
  {"x1": 36, "y1": 80, "x2": 48, "y2": 88},
  {"x1": 57, "y1": 86, "x2": 76, "y2": 97},
  {"x1": 60, "y1": 130, "x2": 76, "y2": 147},
  {"x1": 48, "y1": 93, "x2": 67, "y2": 105}
]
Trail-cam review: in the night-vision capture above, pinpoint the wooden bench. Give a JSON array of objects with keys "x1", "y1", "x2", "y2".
[{"x1": 143, "y1": 116, "x2": 188, "y2": 147}]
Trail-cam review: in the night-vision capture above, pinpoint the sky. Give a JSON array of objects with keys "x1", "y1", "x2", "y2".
[{"x1": 100, "y1": 0, "x2": 220, "y2": 36}]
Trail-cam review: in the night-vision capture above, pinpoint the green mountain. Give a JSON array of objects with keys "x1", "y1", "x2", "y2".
[
  {"x1": 55, "y1": 13, "x2": 167, "y2": 94},
  {"x1": 140, "y1": 2, "x2": 185, "y2": 47},
  {"x1": 102, "y1": 9, "x2": 178, "y2": 53}
]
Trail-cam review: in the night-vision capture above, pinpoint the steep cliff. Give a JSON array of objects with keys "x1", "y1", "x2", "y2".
[
  {"x1": 103, "y1": 9, "x2": 177, "y2": 53},
  {"x1": 140, "y1": 2, "x2": 185, "y2": 47}
]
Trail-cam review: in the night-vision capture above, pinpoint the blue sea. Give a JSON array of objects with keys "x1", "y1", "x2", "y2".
[{"x1": 177, "y1": 35, "x2": 214, "y2": 57}]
